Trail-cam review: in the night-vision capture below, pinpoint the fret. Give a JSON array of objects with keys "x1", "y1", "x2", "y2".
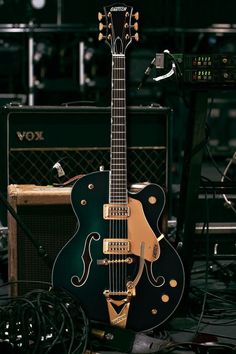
[
  {"x1": 110, "y1": 199, "x2": 128, "y2": 202},
  {"x1": 110, "y1": 53, "x2": 127, "y2": 203},
  {"x1": 111, "y1": 153, "x2": 126, "y2": 155},
  {"x1": 111, "y1": 172, "x2": 127, "y2": 175},
  {"x1": 110, "y1": 188, "x2": 127, "y2": 191}
]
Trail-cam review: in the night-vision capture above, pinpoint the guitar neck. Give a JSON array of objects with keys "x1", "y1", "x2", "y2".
[{"x1": 109, "y1": 54, "x2": 128, "y2": 205}]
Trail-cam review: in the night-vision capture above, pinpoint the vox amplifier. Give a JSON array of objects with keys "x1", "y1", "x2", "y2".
[{"x1": 0, "y1": 105, "x2": 171, "y2": 225}]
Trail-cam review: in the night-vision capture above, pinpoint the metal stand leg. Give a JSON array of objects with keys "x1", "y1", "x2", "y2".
[
  {"x1": 28, "y1": 32, "x2": 34, "y2": 106},
  {"x1": 177, "y1": 90, "x2": 208, "y2": 303}
]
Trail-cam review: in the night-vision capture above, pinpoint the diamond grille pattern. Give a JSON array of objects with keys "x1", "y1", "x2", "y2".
[{"x1": 9, "y1": 147, "x2": 167, "y2": 187}]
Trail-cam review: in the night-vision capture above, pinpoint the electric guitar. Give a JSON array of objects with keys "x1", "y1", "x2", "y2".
[{"x1": 52, "y1": 4, "x2": 185, "y2": 331}]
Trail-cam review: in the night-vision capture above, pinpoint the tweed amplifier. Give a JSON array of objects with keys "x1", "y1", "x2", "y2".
[
  {"x1": 7, "y1": 184, "x2": 76, "y2": 296},
  {"x1": 0, "y1": 105, "x2": 171, "y2": 224}
]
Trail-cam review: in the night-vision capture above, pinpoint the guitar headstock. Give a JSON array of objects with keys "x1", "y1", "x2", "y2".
[{"x1": 98, "y1": 4, "x2": 139, "y2": 54}]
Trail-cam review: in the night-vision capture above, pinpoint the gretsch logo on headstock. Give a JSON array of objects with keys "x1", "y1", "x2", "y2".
[{"x1": 110, "y1": 6, "x2": 127, "y2": 11}]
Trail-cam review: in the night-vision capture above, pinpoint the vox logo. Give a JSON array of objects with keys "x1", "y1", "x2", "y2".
[{"x1": 16, "y1": 131, "x2": 45, "y2": 141}]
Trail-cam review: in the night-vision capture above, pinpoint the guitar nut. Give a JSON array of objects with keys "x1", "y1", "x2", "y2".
[
  {"x1": 81, "y1": 199, "x2": 87, "y2": 205},
  {"x1": 88, "y1": 184, "x2": 94, "y2": 189}
]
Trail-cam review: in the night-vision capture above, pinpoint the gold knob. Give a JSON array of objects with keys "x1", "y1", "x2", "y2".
[
  {"x1": 161, "y1": 294, "x2": 169, "y2": 303},
  {"x1": 148, "y1": 196, "x2": 157, "y2": 204},
  {"x1": 169, "y1": 279, "x2": 177, "y2": 288}
]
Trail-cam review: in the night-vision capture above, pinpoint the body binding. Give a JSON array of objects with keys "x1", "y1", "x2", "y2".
[{"x1": 52, "y1": 171, "x2": 185, "y2": 331}]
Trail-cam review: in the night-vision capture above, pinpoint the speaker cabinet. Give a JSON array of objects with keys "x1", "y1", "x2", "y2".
[
  {"x1": 1, "y1": 105, "x2": 171, "y2": 225},
  {"x1": 8, "y1": 184, "x2": 77, "y2": 296}
]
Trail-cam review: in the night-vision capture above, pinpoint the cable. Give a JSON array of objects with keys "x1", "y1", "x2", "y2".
[
  {"x1": 0, "y1": 287, "x2": 89, "y2": 354},
  {"x1": 192, "y1": 187, "x2": 210, "y2": 338},
  {"x1": 137, "y1": 56, "x2": 156, "y2": 90},
  {"x1": 221, "y1": 151, "x2": 236, "y2": 214}
]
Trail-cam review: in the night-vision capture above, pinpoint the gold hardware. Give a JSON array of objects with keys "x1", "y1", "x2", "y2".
[
  {"x1": 151, "y1": 308, "x2": 158, "y2": 315},
  {"x1": 132, "y1": 11, "x2": 139, "y2": 20},
  {"x1": 124, "y1": 22, "x2": 138, "y2": 31},
  {"x1": 148, "y1": 196, "x2": 157, "y2": 204},
  {"x1": 103, "y1": 288, "x2": 133, "y2": 328},
  {"x1": 98, "y1": 12, "x2": 104, "y2": 21},
  {"x1": 169, "y1": 279, "x2": 177, "y2": 288},
  {"x1": 88, "y1": 184, "x2": 94, "y2": 189},
  {"x1": 99, "y1": 23, "x2": 111, "y2": 30},
  {"x1": 161, "y1": 294, "x2": 169, "y2": 303},
  {"x1": 97, "y1": 257, "x2": 133, "y2": 265},
  {"x1": 91, "y1": 328, "x2": 105, "y2": 339},
  {"x1": 103, "y1": 238, "x2": 131, "y2": 255},
  {"x1": 127, "y1": 281, "x2": 134, "y2": 290},
  {"x1": 99, "y1": 23, "x2": 104, "y2": 31},
  {"x1": 98, "y1": 33, "x2": 106, "y2": 41},
  {"x1": 80, "y1": 199, "x2": 87, "y2": 205},
  {"x1": 132, "y1": 33, "x2": 139, "y2": 41},
  {"x1": 133, "y1": 22, "x2": 138, "y2": 31},
  {"x1": 103, "y1": 204, "x2": 130, "y2": 219},
  {"x1": 126, "y1": 242, "x2": 145, "y2": 291}
]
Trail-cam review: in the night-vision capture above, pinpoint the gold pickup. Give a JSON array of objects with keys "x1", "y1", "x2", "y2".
[
  {"x1": 103, "y1": 204, "x2": 130, "y2": 220},
  {"x1": 103, "y1": 238, "x2": 131, "y2": 254}
]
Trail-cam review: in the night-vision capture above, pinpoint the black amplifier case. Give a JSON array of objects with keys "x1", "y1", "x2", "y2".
[{"x1": 0, "y1": 105, "x2": 171, "y2": 225}]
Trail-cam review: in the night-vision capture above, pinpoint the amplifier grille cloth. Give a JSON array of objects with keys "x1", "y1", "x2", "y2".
[{"x1": 9, "y1": 148, "x2": 167, "y2": 187}]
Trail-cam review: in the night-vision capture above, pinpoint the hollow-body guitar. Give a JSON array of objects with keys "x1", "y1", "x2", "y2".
[{"x1": 52, "y1": 4, "x2": 185, "y2": 332}]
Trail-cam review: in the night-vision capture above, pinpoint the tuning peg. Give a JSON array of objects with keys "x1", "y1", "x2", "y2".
[
  {"x1": 99, "y1": 23, "x2": 104, "y2": 31},
  {"x1": 98, "y1": 12, "x2": 105, "y2": 21},
  {"x1": 132, "y1": 22, "x2": 138, "y2": 31},
  {"x1": 98, "y1": 33, "x2": 106, "y2": 41},
  {"x1": 125, "y1": 33, "x2": 139, "y2": 41},
  {"x1": 124, "y1": 22, "x2": 138, "y2": 31},
  {"x1": 99, "y1": 23, "x2": 112, "y2": 31},
  {"x1": 132, "y1": 12, "x2": 139, "y2": 20},
  {"x1": 132, "y1": 33, "x2": 139, "y2": 41},
  {"x1": 98, "y1": 33, "x2": 111, "y2": 41}
]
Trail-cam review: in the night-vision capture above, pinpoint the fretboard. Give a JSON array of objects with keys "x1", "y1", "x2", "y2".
[{"x1": 109, "y1": 54, "x2": 128, "y2": 204}]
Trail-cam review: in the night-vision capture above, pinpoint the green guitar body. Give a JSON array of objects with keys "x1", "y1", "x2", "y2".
[{"x1": 52, "y1": 171, "x2": 185, "y2": 331}]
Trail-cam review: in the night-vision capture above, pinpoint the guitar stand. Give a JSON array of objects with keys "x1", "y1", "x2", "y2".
[{"x1": 176, "y1": 89, "x2": 208, "y2": 305}]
